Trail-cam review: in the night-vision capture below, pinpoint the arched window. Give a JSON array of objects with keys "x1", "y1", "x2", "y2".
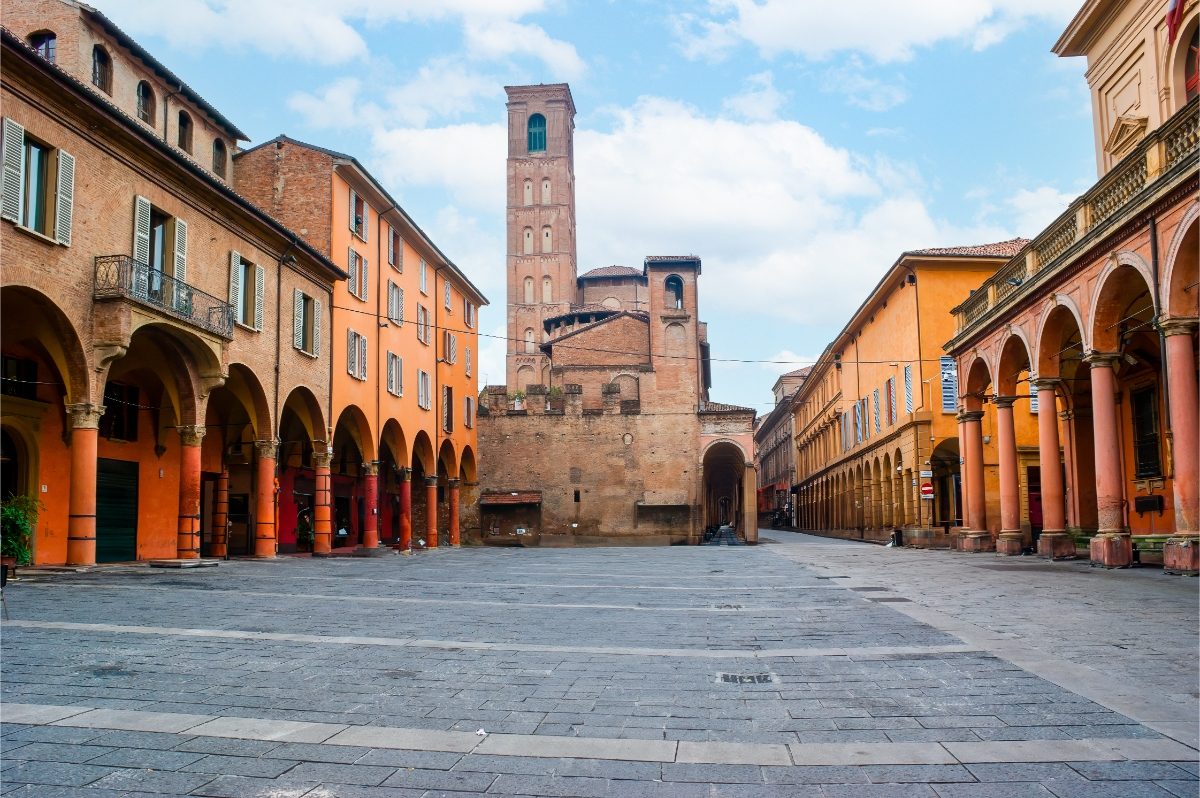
[
  {"x1": 523, "y1": 179, "x2": 533, "y2": 206},
  {"x1": 541, "y1": 225, "x2": 552, "y2": 253},
  {"x1": 522, "y1": 227, "x2": 533, "y2": 255},
  {"x1": 212, "y1": 139, "x2": 227, "y2": 179},
  {"x1": 541, "y1": 178, "x2": 551, "y2": 204},
  {"x1": 665, "y1": 275, "x2": 684, "y2": 309},
  {"x1": 542, "y1": 276, "x2": 552, "y2": 303},
  {"x1": 136, "y1": 81, "x2": 156, "y2": 125},
  {"x1": 1187, "y1": 26, "x2": 1199, "y2": 102},
  {"x1": 28, "y1": 31, "x2": 55, "y2": 62},
  {"x1": 523, "y1": 276, "x2": 534, "y2": 304},
  {"x1": 92, "y1": 45, "x2": 112, "y2": 94},
  {"x1": 177, "y1": 110, "x2": 193, "y2": 153},
  {"x1": 527, "y1": 113, "x2": 546, "y2": 153},
  {"x1": 524, "y1": 328, "x2": 535, "y2": 353}
]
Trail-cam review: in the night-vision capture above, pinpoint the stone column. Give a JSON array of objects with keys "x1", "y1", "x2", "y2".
[
  {"x1": 743, "y1": 462, "x2": 758, "y2": 543},
  {"x1": 211, "y1": 467, "x2": 229, "y2": 558},
  {"x1": 313, "y1": 450, "x2": 332, "y2": 556},
  {"x1": 1031, "y1": 380, "x2": 1071, "y2": 558},
  {"x1": 993, "y1": 398, "x2": 1022, "y2": 555},
  {"x1": 1060, "y1": 409, "x2": 1078, "y2": 530},
  {"x1": 1162, "y1": 320, "x2": 1199, "y2": 575},
  {"x1": 254, "y1": 440, "x2": 277, "y2": 558},
  {"x1": 397, "y1": 467, "x2": 413, "y2": 553},
  {"x1": 360, "y1": 462, "x2": 380, "y2": 550},
  {"x1": 424, "y1": 476, "x2": 439, "y2": 548},
  {"x1": 177, "y1": 425, "x2": 205, "y2": 559},
  {"x1": 960, "y1": 409, "x2": 992, "y2": 551},
  {"x1": 448, "y1": 478, "x2": 461, "y2": 547},
  {"x1": 1086, "y1": 353, "x2": 1130, "y2": 567},
  {"x1": 65, "y1": 403, "x2": 103, "y2": 566}
]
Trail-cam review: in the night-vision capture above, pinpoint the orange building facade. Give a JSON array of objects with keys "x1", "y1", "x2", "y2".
[
  {"x1": 235, "y1": 138, "x2": 488, "y2": 554},
  {"x1": 946, "y1": 1, "x2": 1198, "y2": 570},
  {"x1": 0, "y1": 11, "x2": 343, "y2": 565}
]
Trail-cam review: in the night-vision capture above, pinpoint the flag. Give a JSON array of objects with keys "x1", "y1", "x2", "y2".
[{"x1": 1166, "y1": 0, "x2": 1184, "y2": 45}]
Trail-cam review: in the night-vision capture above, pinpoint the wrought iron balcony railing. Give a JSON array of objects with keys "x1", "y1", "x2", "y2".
[{"x1": 94, "y1": 255, "x2": 234, "y2": 339}]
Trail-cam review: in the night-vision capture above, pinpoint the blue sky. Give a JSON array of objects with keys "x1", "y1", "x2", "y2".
[{"x1": 95, "y1": 0, "x2": 1096, "y2": 412}]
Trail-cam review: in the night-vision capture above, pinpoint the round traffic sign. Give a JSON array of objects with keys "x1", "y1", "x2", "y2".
[{"x1": 920, "y1": 482, "x2": 934, "y2": 497}]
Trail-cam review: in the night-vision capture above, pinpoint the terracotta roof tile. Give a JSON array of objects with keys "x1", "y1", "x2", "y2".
[
  {"x1": 906, "y1": 238, "x2": 1030, "y2": 258},
  {"x1": 578, "y1": 265, "x2": 642, "y2": 279}
]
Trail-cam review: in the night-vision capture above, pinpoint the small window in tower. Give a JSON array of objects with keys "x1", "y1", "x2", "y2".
[
  {"x1": 523, "y1": 227, "x2": 533, "y2": 255},
  {"x1": 523, "y1": 276, "x2": 534, "y2": 304},
  {"x1": 92, "y1": 45, "x2": 112, "y2": 94},
  {"x1": 523, "y1": 179, "x2": 533, "y2": 206},
  {"x1": 177, "y1": 111, "x2": 193, "y2": 153},
  {"x1": 136, "y1": 81, "x2": 156, "y2": 125},
  {"x1": 542, "y1": 276, "x2": 552, "y2": 303},
  {"x1": 29, "y1": 31, "x2": 56, "y2": 63},
  {"x1": 541, "y1": 178, "x2": 551, "y2": 204},
  {"x1": 527, "y1": 113, "x2": 546, "y2": 153},
  {"x1": 542, "y1": 225, "x2": 552, "y2": 253},
  {"x1": 524, "y1": 328, "x2": 535, "y2": 353},
  {"x1": 665, "y1": 275, "x2": 684, "y2": 309},
  {"x1": 212, "y1": 139, "x2": 227, "y2": 179}
]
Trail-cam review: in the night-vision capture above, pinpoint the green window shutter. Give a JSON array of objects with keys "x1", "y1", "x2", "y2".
[
  {"x1": 54, "y1": 149, "x2": 74, "y2": 245},
  {"x1": 1, "y1": 118, "x2": 25, "y2": 223},
  {"x1": 228, "y1": 250, "x2": 241, "y2": 317},
  {"x1": 254, "y1": 264, "x2": 265, "y2": 330},
  {"x1": 293, "y1": 289, "x2": 304, "y2": 350},
  {"x1": 313, "y1": 299, "x2": 322, "y2": 358}
]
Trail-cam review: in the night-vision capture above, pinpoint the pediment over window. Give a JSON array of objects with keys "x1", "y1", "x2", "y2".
[{"x1": 1104, "y1": 114, "x2": 1148, "y2": 162}]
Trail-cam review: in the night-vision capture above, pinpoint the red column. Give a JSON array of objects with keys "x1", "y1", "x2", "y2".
[
  {"x1": 313, "y1": 451, "x2": 332, "y2": 556},
  {"x1": 1163, "y1": 322, "x2": 1198, "y2": 534},
  {"x1": 1086, "y1": 353, "x2": 1131, "y2": 568},
  {"x1": 960, "y1": 409, "x2": 991, "y2": 551},
  {"x1": 65, "y1": 404, "x2": 103, "y2": 566},
  {"x1": 994, "y1": 398, "x2": 1021, "y2": 554},
  {"x1": 398, "y1": 468, "x2": 413, "y2": 552},
  {"x1": 211, "y1": 467, "x2": 229, "y2": 558},
  {"x1": 254, "y1": 440, "x2": 277, "y2": 558},
  {"x1": 448, "y1": 478, "x2": 461, "y2": 547},
  {"x1": 1032, "y1": 380, "x2": 1072, "y2": 559},
  {"x1": 360, "y1": 462, "x2": 380, "y2": 550},
  {"x1": 177, "y1": 426, "x2": 204, "y2": 559},
  {"x1": 425, "y1": 476, "x2": 439, "y2": 548}
]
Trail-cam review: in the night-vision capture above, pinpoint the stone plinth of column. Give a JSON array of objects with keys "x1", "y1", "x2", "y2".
[
  {"x1": 254, "y1": 440, "x2": 277, "y2": 558},
  {"x1": 961, "y1": 532, "x2": 996, "y2": 553},
  {"x1": 1163, "y1": 536, "x2": 1200, "y2": 576},
  {"x1": 995, "y1": 533, "x2": 1024, "y2": 556},
  {"x1": 65, "y1": 403, "x2": 104, "y2": 566},
  {"x1": 176, "y1": 425, "x2": 205, "y2": 559},
  {"x1": 1037, "y1": 532, "x2": 1077, "y2": 560},
  {"x1": 1089, "y1": 533, "x2": 1132, "y2": 569},
  {"x1": 313, "y1": 450, "x2": 332, "y2": 557}
]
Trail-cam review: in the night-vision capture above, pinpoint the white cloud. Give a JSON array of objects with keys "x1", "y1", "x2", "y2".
[
  {"x1": 288, "y1": 78, "x2": 369, "y2": 128},
  {"x1": 761, "y1": 350, "x2": 821, "y2": 376},
  {"x1": 463, "y1": 19, "x2": 586, "y2": 80},
  {"x1": 1005, "y1": 186, "x2": 1076, "y2": 236},
  {"x1": 820, "y1": 58, "x2": 908, "y2": 111},
  {"x1": 674, "y1": 0, "x2": 1080, "y2": 63},
  {"x1": 722, "y1": 71, "x2": 786, "y2": 121}
]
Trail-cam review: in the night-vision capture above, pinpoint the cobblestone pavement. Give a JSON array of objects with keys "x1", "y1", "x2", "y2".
[{"x1": 0, "y1": 534, "x2": 1196, "y2": 797}]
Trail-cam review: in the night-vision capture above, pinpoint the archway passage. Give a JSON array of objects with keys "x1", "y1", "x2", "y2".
[
  {"x1": 331, "y1": 406, "x2": 373, "y2": 550},
  {"x1": 702, "y1": 441, "x2": 754, "y2": 542}
]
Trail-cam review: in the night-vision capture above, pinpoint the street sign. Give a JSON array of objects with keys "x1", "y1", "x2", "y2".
[
  {"x1": 919, "y1": 470, "x2": 933, "y2": 478},
  {"x1": 920, "y1": 482, "x2": 934, "y2": 498}
]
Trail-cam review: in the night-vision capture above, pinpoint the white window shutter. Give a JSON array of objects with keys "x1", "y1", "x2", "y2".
[
  {"x1": 347, "y1": 329, "x2": 356, "y2": 376},
  {"x1": 228, "y1": 250, "x2": 241, "y2": 314},
  {"x1": 172, "y1": 218, "x2": 187, "y2": 283},
  {"x1": 1, "y1": 118, "x2": 25, "y2": 223},
  {"x1": 1030, "y1": 382, "x2": 1039, "y2": 414},
  {"x1": 397, "y1": 356, "x2": 403, "y2": 395},
  {"x1": 361, "y1": 258, "x2": 368, "y2": 300},
  {"x1": 348, "y1": 247, "x2": 357, "y2": 294},
  {"x1": 349, "y1": 188, "x2": 356, "y2": 232},
  {"x1": 904, "y1": 365, "x2": 913, "y2": 414},
  {"x1": 397, "y1": 286, "x2": 404, "y2": 323},
  {"x1": 293, "y1": 289, "x2": 304, "y2": 350},
  {"x1": 387, "y1": 352, "x2": 395, "y2": 394},
  {"x1": 358, "y1": 336, "x2": 367, "y2": 380},
  {"x1": 254, "y1": 264, "x2": 265, "y2": 330},
  {"x1": 388, "y1": 226, "x2": 394, "y2": 264},
  {"x1": 133, "y1": 195, "x2": 151, "y2": 264},
  {"x1": 54, "y1": 149, "x2": 74, "y2": 245},
  {"x1": 313, "y1": 299, "x2": 322, "y2": 357},
  {"x1": 361, "y1": 198, "x2": 369, "y2": 243},
  {"x1": 397, "y1": 234, "x2": 403, "y2": 270}
]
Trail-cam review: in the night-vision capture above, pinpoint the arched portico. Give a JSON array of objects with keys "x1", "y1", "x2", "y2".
[{"x1": 701, "y1": 439, "x2": 756, "y2": 543}]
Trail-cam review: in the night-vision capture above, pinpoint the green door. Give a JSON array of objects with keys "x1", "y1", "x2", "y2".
[{"x1": 96, "y1": 458, "x2": 138, "y2": 562}]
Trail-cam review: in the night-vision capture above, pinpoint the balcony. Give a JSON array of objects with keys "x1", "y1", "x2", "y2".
[
  {"x1": 94, "y1": 255, "x2": 234, "y2": 340},
  {"x1": 950, "y1": 97, "x2": 1198, "y2": 341}
]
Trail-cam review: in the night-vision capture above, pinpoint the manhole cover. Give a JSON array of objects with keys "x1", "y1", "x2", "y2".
[
  {"x1": 867, "y1": 597, "x2": 912, "y2": 602},
  {"x1": 717, "y1": 672, "x2": 776, "y2": 684}
]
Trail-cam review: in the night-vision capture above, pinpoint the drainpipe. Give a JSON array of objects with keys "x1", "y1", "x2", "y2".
[{"x1": 1150, "y1": 216, "x2": 1171, "y2": 434}]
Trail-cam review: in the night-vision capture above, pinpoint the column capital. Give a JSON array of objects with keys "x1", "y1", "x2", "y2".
[
  {"x1": 1159, "y1": 318, "x2": 1199, "y2": 337},
  {"x1": 424, "y1": 475, "x2": 439, "y2": 487},
  {"x1": 957, "y1": 410, "x2": 985, "y2": 423},
  {"x1": 312, "y1": 451, "x2": 333, "y2": 469},
  {"x1": 396, "y1": 466, "x2": 412, "y2": 482},
  {"x1": 253, "y1": 439, "x2": 278, "y2": 460},
  {"x1": 177, "y1": 425, "x2": 206, "y2": 446},
  {"x1": 66, "y1": 403, "x2": 105, "y2": 429},
  {"x1": 992, "y1": 396, "x2": 1019, "y2": 409},
  {"x1": 1083, "y1": 351, "x2": 1121, "y2": 367},
  {"x1": 1029, "y1": 377, "x2": 1061, "y2": 392},
  {"x1": 447, "y1": 478, "x2": 461, "y2": 489},
  {"x1": 362, "y1": 460, "x2": 380, "y2": 477}
]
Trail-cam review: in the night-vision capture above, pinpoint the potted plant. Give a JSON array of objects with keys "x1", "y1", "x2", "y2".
[
  {"x1": 547, "y1": 385, "x2": 563, "y2": 410},
  {"x1": 1, "y1": 494, "x2": 41, "y2": 568},
  {"x1": 510, "y1": 390, "x2": 526, "y2": 410}
]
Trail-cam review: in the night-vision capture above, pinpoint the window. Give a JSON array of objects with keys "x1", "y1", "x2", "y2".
[
  {"x1": 347, "y1": 248, "x2": 368, "y2": 301},
  {"x1": 940, "y1": 357, "x2": 958, "y2": 412},
  {"x1": 1131, "y1": 386, "x2": 1161, "y2": 478},
  {"x1": 350, "y1": 188, "x2": 368, "y2": 241},
  {"x1": 388, "y1": 226, "x2": 403, "y2": 270},
  {"x1": 464, "y1": 395, "x2": 475, "y2": 429},
  {"x1": 854, "y1": 403, "x2": 862, "y2": 444},
  {"x1": 387, "y1": 281, "x2": 404, "y2": 325},
  {"x1": 523, "y1": 179, "x2": 533, "y2": 206},
  {"x1": 132, "y1": 196, "x2": 188, "y2": 310},
  {"x1": 522, "y1": 227, "x2": 534, "y2": 255},
  {"x1": 212, "y1": 139, "x2": 227, "y2": 178},
  {"x1": 100, "y1": 382, "x2": 138, "y2": 441},
  {"x1": 524, "y1": 328, "x2": 535, "y2": 353},
  {"x1": 176, "y1": 111, "x2": 193, "y2": 154},
  {"x1": 542, "y1": 276, "x2": 552, "y2": 303},
  {"x1": 292, "y1": 290, "x2": 321, "y2": 357},
  {"x1": 417, "y1": 370, "x2": 432, "y2": 409},
  {"x1": 904, "y1": 365, "x2": 913, "y2": 414},
  {"x1": 442, "y1": 385, "x2": 454, "y2": 432},
  {"x1": 136, "y1": 81, "x2": 155, "y2": 125},
  {"x1": 464, "y1": 299, "x2": 476, "y2": 328},
  {"x1": 228, "y1": 250, "x2": 263, "y2": 330},
  {"x1": 420, "y1": 259, "x2": 428, "y2": 294},
  {"x1": 444, "y1": 331, "x2": 458, "y2": 364},
  {"x1": 416, "y1": 304, "x2": 430, "y2": 344},
  {"x1": 1, "y1": 356, "x2": 37, "y2": 400},
  {"x1": 541, "y1": 225, "x2": 552, "y2": 253},
  {"x1": 386, "y1": 351, "x2": 403, "y2": 396},
  {"x1": 541, "y1": 178, "x2": 551, "y2": 204},
  {"x1": 465, "y1": 347, "x2": 472, "y2": 377},
  {"x1": 665, "y1": 275, "x2": 684, "y2": 309},
  {"x1": 523, "y1": 276, "x2": 534, "y2": 304},
  {"x1": 29, "y1": 31, "x2": 55, "y2": 63},
  {"x1": 527, "y1": 113, "x2": 546, "y2": 152},
  {"x1": 2, "y1": 119, "x2": 75, "y2": 245},
  {"x1": 346, "y1": 329, "x2": 367, "y2": 380},
  {"x1": 92, "y1": 46, "x2": 112, "y2": 94},
  {"x1": 444, "y1": 279, "x2": 452, "y2": 310},
  {"x1": 1187, "y1": 27, "x2": 1199, "y2": 102}
]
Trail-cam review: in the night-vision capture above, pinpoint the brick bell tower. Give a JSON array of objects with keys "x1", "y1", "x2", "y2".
[{"x1": 504, "y1": 83, "x2": 577, "y2": 393}]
